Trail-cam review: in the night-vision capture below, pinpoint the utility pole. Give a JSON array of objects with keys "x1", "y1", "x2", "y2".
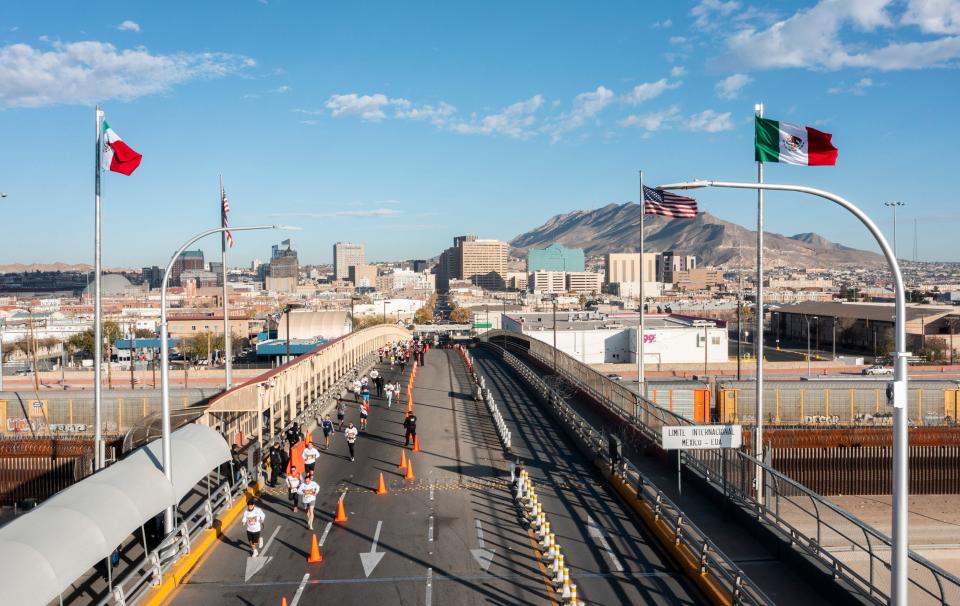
[{"x1": 885, "y1": 201, "x2": 905, "y2": 259}]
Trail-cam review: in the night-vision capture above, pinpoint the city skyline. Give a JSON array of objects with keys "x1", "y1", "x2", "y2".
[{"x1": 1, "y1": 1, "x2": 959, "y2": 267}]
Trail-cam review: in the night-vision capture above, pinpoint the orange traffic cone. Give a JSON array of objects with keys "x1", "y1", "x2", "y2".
[
  {"x1": 281, "y1": 598, "x2": 288, "y2": 606},
  {"x1": 376, "y1": 472, "x2": 389, "y2": 495},
  {"x1": 412, "y1": 434, "x2": 421, "y2": 452},
  {"x1": 398, "y1": 449, "x2": 408, "y2": 470},
  {"x1": 404, "y1": 457, "x2": 416, "y2": 481},
  {"x1": 307, "y1": 533, "x2": 323, "y2": 563},
  {"x1": 334, "y1": 496, "x2": 348, "y2": 523}
]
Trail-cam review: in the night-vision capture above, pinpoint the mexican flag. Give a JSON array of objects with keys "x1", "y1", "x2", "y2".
[
  {"x1": 755, "y1": 116, "x2": 838, "y2": 166},
  {"x1": 102, "y1": 120, "x2": 143, "y2": 175}
]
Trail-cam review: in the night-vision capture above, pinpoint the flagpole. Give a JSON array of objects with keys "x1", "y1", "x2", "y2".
[
  {"x1": 93, "y1": 106, "x2": 104, "y2": 470},
  {"x1": 638, "y1": 170, "x2": 646, "y2": 395},
  {"x1": 220, "y1": 176, "x2": 231, "y2": 389},
  {"x1": 754, "y1": 102, "x2": 765, "y2": 506}
]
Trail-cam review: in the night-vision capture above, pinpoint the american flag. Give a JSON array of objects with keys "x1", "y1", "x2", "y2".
[
  {"x1": 643, "y1": 185, "x2": 698, "y2": 218},
  {"x1": 221, "y1": 189, "x2": 234, "y2": 248}
]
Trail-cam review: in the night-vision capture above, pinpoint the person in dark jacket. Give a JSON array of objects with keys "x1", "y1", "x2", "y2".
[
  {"x1": 268, "y1": 441, "x2": 285, "y2": 487},
  {"x1": 403, "y1": 412, "x2": 418, "y2": 448}
]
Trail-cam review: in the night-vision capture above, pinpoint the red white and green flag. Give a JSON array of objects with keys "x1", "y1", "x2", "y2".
[
  {"x1": 101, "y1": 120, "x2": 143, "y2": 175},
  {"x1": 755, "y1": 116, "x2": 838, "y2": 166}
]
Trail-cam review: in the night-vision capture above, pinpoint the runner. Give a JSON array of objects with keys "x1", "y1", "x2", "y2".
[
  {"x1": 385, "y1": 381, "x2": 394, "y2": 408},
  {"x1": 359, "y1": 397, "x2": 369, "y2": 431},
  {"x1": 321, "y1": 414, "x2": 335, "y2": 449},
  {"x1": 296, "y1": 471, "x2": 320, "y2": 529},
  {"x1": 285, "y1": 465, "x2": 302, "y2": 512},
  {"x1": 302, "y1": 441, "x2": 320, "y2": 475},
  {"x1": 403, "y1": 411, "x2": 418, "y2": 448},
  {"x1": 336, "y1": 400, "x2": 346, "y2": 430},
  {"x1": 352, "y1": 377, "x2": 362, "y2": 402},
  {"x1": 242, "y1": 499, "x2": 266, "y2": 556},
  {"x1": 344, "y1": 422, "x2": 359, "y2": 462}
]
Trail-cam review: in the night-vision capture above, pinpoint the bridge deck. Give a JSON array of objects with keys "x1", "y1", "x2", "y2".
[{"x1": 166, "y1": 349, "x2": 701, "y2": 605}]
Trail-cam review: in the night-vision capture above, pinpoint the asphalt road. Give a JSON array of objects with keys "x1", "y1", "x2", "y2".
[{"x1": 167, "y1": 348, "x2": 702, "y2": 606}]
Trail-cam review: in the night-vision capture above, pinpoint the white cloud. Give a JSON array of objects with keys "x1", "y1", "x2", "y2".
[
  {"x1": 653, "y1": 18, "x2": 672, "y2": 28},
  {"x1": 395, "y1": 101, "x2": 456, "y2": 125},
  {"x1": 692, "y1": 0, "x2": 742, "y2": 29},
  {"x1": 300, "y1": 119, "x2": 318, "y2": 126},
  {"x1": 715, "y1": 73, "x2": 752, "y2": 99},
  {"x1": 116, "y1": 20, "x2": 140, "y2": 33},
  {"x1": 0, "y1": 41, "x2": 254, "y2": 108},
  {"x1": 269, "y1": 85, "x2": 290, "y2": 93},
  {"x1": 670, "y1": 66, "x2": 687, "y2": 77},
  {"x1": 272, "y1": 208, "x2": 401, "y2": 219},
  {"x1": 325, "y1": 93, "x2": 397, "y2": 121},
  {"x1": 619, "y1": 105, "x2": 681, "y2": 131},
  {"x1": 450, "y1": 95, "x2": 544, "y2": 139},
  {"x1": 903, "y1": 0, "x2": 960, "y2": 34},
  {"x1": 718, "y1": 0, "x2": 960, "y2": 71},
  {"x1": 828, "y1": 77, "x2": 874, "y2": 94},
  {"x1": 622, "y1": 78, "x2": 681, "y2": 104},
  {"x1": 684, "y1": 109, "x2": 734, "y2": 132},
  {"x1": 548, "y1": 86, "x2": 614, "y2": 141},
  {"x1": 669, "y1": 36, "x2": 689, "y2": 45}
]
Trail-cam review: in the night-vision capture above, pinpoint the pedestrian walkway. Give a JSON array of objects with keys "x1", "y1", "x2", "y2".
[{"x1": 162, "y1": 347, "x2": 701, "y2": 606}]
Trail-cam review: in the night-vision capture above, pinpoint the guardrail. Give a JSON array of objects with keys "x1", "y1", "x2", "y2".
[
  {"x1": 95, "y1": 465, "x2": 250, "y2": 606},
  {"x1": 479, "y1": 341, "x2": 773, "y2": 606},
  {"x1": 483, "y1": 331, "x2": 960, "y2": 606}
]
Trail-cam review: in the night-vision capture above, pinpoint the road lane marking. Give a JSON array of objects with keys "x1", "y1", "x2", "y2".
[
  {"x1": 359, "y1": 520, "x2": 385, "y2": 577},
  {"x1": 428, "y1": 515, "x2": 434, "y2": 542},
  {"x1": 263, "y1": 524, "x2": 281, "y2": 553},
  {"x1": 470, "y1": 520, "x2": 496, "y2": 572},
  {"x1": 318, "y1": 521, "x2": 333, "y2": 547},
  {"x1": 425, "y1": 567, "x2": 433, "y2": 606},
  {"x1": 588, "y1": 516, "x2": 624, "y2": 572},
  {"x1": 289, "y1": 573, "x2": 310, "y2": 606}
]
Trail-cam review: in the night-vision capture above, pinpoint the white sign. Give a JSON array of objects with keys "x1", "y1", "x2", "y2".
[{"x1": 661, "y1": 425, "x2": 742, "y2": 450}]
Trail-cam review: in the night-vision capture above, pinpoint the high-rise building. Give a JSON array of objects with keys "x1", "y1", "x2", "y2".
[
  {"x1": 436, "y1": 235, "x2": 508, "y2": 291},
  {"x1": 411, "y1": 259, "x2": 429, "y2": 273},
  {"x1": 657, "y1": 252, "x2": 697, "y2": 283},
  {"x1": 604, "y1": 252, "x2": 657, "y2": 285},
  {"x1": 526, "y1": 244, "x2": 585, "y2": 273},
  {"x1": 142, "y1": 266, "x2": 163, "y2": 289},
  {"x1": 528, "y1": 271, "x2": 566, "y2": 294},
  {"x1": 565, "y1": 272, "x2": 603, "y2": 294},
  {"x1": 333, "y1": 242, "x2": 365, "y2": 280},
  {"x1": 208, "y1": 261, "x2": 224, "y2": 287},
  {"x1": 348, "y1": 264, "x2": 378, "y2": 288},
  {"x1": 266, "y1": 240, "x2": 299, "y2": 292},
  {"x1": 171, "y1": 249, "x2": 204, "y2": 286}
]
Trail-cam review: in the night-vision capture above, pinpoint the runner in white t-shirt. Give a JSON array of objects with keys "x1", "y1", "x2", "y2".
[
  {"x1": 302, "y1": 443, "x2": 320, "y2": 475},
  {"x1": 385, "y1": 382, "x2": 394, "y2": 408},
  {"x1": 296, "y1": 472, "x2": 320, "y2": 529},
  {"x1": 344, "y1": 422, "x2": 359, "y2": 462},
  {"x1": 242, "y1": 501, "x2": 266, "y2": 556},
  {"x1": 285, "y1": 465, "x2": 302, "y2": 512}
]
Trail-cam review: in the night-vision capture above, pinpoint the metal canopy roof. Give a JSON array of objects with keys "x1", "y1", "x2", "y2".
[{"x1": 0, "y1": 424, "x2": 229, "y2": 606}]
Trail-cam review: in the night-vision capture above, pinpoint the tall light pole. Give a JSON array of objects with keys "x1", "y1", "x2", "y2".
[
  {"x1": 884, "y1": 201, "x2": 905, "y2": 259},
  {"x1": 657, "y1": 178, "x2": 910, "y2": 604},
  {"x1": 159, "y1": 224, "x2": 283, "y2": 533},
  {"x1": 283, "y1": 302, "x2": 304, "y2": 364}
]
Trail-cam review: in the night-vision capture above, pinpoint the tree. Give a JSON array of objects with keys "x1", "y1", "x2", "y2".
[
  {"x1": 414, "y1": 306, "x2": 432, "y2": 324},
  {"x1": 922, "y1": 337, "x2": 948, "y2": 363},
  {"x1": 181, "y1": 332, "x2": 244, "y2": 362},
  {"x1": 449, "y1": 306, "x2": 471, "y2": 324},
  {"x1": 134, "y1": 328, "x2": 156, "y2": 338},
  {"x1": 352, "y1": 316, "x2": 391, "y2": 330}
]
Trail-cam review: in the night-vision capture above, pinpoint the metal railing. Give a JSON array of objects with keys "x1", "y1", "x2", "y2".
[
  {"x1": 479, "y1": 341, "x2": 773, "y2": 606},
  {"x1": 482, "y1": 331, "x2": 960, "y2": 606},
  {"x1": 93, "y1": 465, "x2": 250, "y2": 606}
]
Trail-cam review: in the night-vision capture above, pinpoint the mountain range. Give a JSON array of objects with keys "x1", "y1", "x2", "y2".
[{"x1": 509, "y1": 202, "x2": 883, "y2": 268}]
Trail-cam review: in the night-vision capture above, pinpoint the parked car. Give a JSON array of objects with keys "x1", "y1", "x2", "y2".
[
  {"x1": 605, "y1": 373, "x2": 623, "y2": 381},
  {"x1": 862, "y1": 364, "x2": 893, "y2": 376}
]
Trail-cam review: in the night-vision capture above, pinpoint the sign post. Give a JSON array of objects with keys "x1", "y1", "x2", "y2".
[{"x1": 661, "y1": 424, "x2": 742, "y2": 501}]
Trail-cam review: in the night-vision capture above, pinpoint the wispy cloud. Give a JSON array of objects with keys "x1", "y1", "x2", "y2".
[
  {"x1": 325, "y1": 93, "x2": 396, "y2": 121},
  {"x1": 269, "y1": 84, "x2": 290, "y2": 93},
  {"x1": 619, "y1": 105, "x2": 681, "y2": 131},
  {"x1": 116, "y1": 20, "x2": 140, "y2": 33},
  {"x1": 670, "y1": 66, "x2": 687, "y2": 77},
  {"x1": 828, "y1": 77, "x2": 874, "y2": 95},
  {"x1": 449, "y1": 95, "x2": 544, "y2": 139},
  {"x1": 684, "y1": 109, "x2": 734, "y2": 132},
  {"x1": 691, "y1": 0, "x2": 742, "y2": 30},
  {"x1": 0, "y1": 40, "x2": 254, "y2": 108},
  {"x1": 715, "y1": 0, "x2": 960, "y2": 71},
  {"x1": 652, "y1": 18, "x2": 672, "y2": 28},
  {"x1": 271, "y1": 208, "x2": 402, "y2": 219},
  {"x1": 622, "y1": 78, "x2": 682, "y2": 104},
  {"x1": 715, "y1": 73, "x2": 752, "y2": 99},
  {"x1": 547, "y1": 86, "x2": 614, "y2": 142}
]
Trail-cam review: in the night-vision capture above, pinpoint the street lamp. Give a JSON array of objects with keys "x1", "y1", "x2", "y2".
[
  {"x1": 884, "y1": 201, "x2": 906, "y2": 259},
  {"x1": 283, "y1": 302, "x2": 305, "y2": 364},
  {"x1": 159, "y1": 224, "x2": 285, "y2": 533},
  {"x1": 657, "y1": 178, "x2": 910, "y2": 604}
]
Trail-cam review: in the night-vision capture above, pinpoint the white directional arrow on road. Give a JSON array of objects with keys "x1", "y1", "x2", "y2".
[
  {"x1": 359, "y1": 520, "x2": 386, "y2": 578},
  {"x1": 587, "y1": 515, "x2": 624, "y2": 572},
  {"x1": 470, "y1": 520, "x2": 496, "y2": 572},
  {"x1": 244, "y1": 525, "x2": 281, "y2": 581}
]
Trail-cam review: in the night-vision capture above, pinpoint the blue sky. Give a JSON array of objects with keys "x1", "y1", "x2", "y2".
[{"x1": 1, "y1": 0, "x2": 959, "y2": 267}]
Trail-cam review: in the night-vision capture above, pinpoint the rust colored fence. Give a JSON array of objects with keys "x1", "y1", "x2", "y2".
[
  {"x1": 741, "y1": 427, "x2": 960, "y2": 495},
  {"x1": 0, "y1": 438, "x2": 95, "y2": 506}
]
